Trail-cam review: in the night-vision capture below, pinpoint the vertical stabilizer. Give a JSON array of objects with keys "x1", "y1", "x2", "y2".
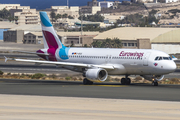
[{"x1": 40, "y1": 12, "x2": 62, "y2": 49}]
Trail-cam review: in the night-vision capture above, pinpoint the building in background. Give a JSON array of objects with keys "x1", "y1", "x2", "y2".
[
  {"x1": 88, "y1": 0, "x2": 99, "y2": 6},
  {"x1": 14, "y1": 9, "x2": 39, "y2": 25},
  {"x1": 94, "y1": 27, "x2": 180, "y2": 53},
  {"x1": 2, "y1": 23, "x2": 180, "y2": 54},
  {"x1": 131, "y1": 0, "x2": 154, "y2": 3},
  {"x1": 2, "y1": 24, "x2": 41, "y2": 43},
  {"x1": 79, "y1": 6, "x2": 101, "y2": 15},
  {"x1": 0, "y1": 29, "x2": 8, "y2": 40},
  {"x1": 9, "y1": 6, "x2": 31, "y2": 16},
  {"x1": 60, "y1": 34, "x2": 95, "y2": 47},
  {"x1": 98, "y1": 1, "x2": 114, "y2": 8},
  {"x1": 22, "y1": 31, "x2": 98, "y2": 46},
  {"x1": 0, "y1": 4, "x2": 20, "y2": 10},
  {"x1": 0, "y1": 4, "x2": 39, "y2": 25},
  {"x1": 0, "y1": 21, "x2": 18, "y2": 40},
  {"x1": 88, "y1": 0, "x2": 116, "y2": 8},
  {"x1": 3, "y1": 30, "x2": 24, "y2": 43},
  {"x1": 165, "y1": 0, "x2": 178, "y2": 3},
  {"x1": 23, "y1": 32, "x2": 44, "y2": 44},
  {"x1": 51, "y1": 6, "x2": 79, "y2": 18}
]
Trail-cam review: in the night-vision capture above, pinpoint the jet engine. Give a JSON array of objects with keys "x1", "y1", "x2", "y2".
[
  {"x1": 84, "y1": 68, "x2": 108, "y2": 82},
  {"x1": 141, "y1": 75, "x2": 164, "y2": 81}
]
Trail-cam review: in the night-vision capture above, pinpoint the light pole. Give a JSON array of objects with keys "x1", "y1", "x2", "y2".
[
  {"x1": 81, "y1": 12, "x2": 83, "y2": 36},
  {"x1": 67, "y1": 0, "x2": 69, "y2": 7}
]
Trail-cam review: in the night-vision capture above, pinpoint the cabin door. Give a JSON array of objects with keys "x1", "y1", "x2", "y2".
[
  {"x1": 143, "y1": 52, "x2": 151, "y2": 66},
  {"x1": 105, "y1": 55, "x2": 112, "y2": 63}
]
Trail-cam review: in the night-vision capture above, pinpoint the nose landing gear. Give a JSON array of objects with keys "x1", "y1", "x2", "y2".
[{"x1": 152, "y1": 81, "x2": 158, "y2": 86}]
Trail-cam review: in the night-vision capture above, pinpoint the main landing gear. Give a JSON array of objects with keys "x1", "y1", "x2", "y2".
[
  {"x1": 83, "y1": 78, "x2": 93, "y2": 85},
  {"x1": 121, "y1": 75, "x2": 131, "y2": 85},
  {"x1": 152, "y1": 81, "x2": 158, "y2": 86}
]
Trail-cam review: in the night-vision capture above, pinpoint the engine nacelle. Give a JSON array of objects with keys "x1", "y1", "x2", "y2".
[
  {"x1": 85, "y1": 68, "x2": 108, "y2": 82},
  {"x1": 141, "y1": 75, "x2": 164, "y2": 81}
]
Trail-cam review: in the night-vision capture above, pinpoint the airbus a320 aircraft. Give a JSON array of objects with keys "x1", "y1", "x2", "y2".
[{"x1": 7, "y1": 12, "x2": 177, "y2": 86}]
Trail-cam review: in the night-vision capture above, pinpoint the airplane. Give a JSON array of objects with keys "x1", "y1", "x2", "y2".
[{"x1": 5, "y1": 12, "x2": 177, "y2": 86}]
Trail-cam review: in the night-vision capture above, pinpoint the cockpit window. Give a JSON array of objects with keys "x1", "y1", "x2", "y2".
[
  {"x1": 159, "y1": 57, "x2": 162, "y2": 60},
  {"x1": 155, "y1": 57, "x2": 159, "y2": 60},
  {"x1": 155, "y1": 56, "x2": 172, "y2": 61},
  {"x1": 163, "y1": 57, "x2": 169, "y2": 60}
]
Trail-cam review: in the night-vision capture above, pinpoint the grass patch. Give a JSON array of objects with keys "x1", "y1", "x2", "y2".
[
  {"x1": 7, "y1": 72, "x2": 11, "y2": 75},
  {"x1": 0, "y1": 70, "x2": 3, "y2": 75},
  {"x1": 65, "y1": 76, "x2": 71, "y2": 80},
  {"x1": 169, "y1": 78, "x2": 180, "y2": 84},
  {"x1": 31, "y1": 73, "x2": 46, "y2": 79},
  {"x1": 50, "y1": 74, "x2": 57, "y2": 79}
]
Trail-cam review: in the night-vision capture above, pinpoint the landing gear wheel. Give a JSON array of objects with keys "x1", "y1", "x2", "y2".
[
  {"x1": 83, "y1": 78, "x2": 93, "y2": 85},
  {"x1": 121, "y1": 78, "x2": 131, "y2": 85},
  {"x1": 153, "y1": 81, "x2": 158, "y2": 86},
  {"x1": 89, "y1": 81, "x2": 93, "y2": 85},
  {"x1": 126, "y1": 78, "x2": 131, "y2": 85},
  {"x1": 121, "y1": 78, "x2": 126, "y2": 85}
]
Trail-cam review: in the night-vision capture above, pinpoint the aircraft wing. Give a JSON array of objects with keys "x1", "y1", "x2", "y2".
[
  {"x1": 12, "y1": 50, "x2": 49, "y2": 56},
  {"x1": 14, "y1": 59, "x2": 114, "y2": 70}
]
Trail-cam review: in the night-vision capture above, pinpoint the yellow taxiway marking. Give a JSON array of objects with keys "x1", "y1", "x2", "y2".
[{"x1": 81, "y1": 85, "x2": 128, "y2": 87}]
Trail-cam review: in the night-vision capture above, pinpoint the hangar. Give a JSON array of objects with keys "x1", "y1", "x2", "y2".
[
  {"x1": 94, "y1": 27, "x2": 180, "y2": 54},
  {"x1": 0, "y1": 21, "x2": 18, "y2": 40}
]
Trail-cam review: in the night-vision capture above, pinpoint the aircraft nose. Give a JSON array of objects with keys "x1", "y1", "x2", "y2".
[{"x1": 169, "y1": 61, "x2": 177, "y2": 72}]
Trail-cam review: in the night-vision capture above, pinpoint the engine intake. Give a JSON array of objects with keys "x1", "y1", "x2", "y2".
[{"x1": 85, "y1": 68, "x2": 108, "y2": 82}]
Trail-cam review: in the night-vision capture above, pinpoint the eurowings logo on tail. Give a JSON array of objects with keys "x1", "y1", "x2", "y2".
[{"x1": 39, "y1": 12, "x2": 70, "y2": 61}]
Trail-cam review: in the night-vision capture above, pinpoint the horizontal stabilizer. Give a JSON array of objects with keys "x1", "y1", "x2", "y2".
[
  {"x1": 12, "y1": 50, "x2": 49, "y2": 56},
  {"x1": 4, "y1": 56, "x2": 15, "y2": 62}
]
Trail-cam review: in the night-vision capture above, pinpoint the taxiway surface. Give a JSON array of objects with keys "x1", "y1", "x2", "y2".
[{"x1": 0, "y1": 79, "x2": 180, "y2": 101}]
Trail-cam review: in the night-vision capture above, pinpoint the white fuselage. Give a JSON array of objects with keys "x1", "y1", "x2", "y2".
[{"x1": 55, "y1": 48, "x2": 176, "y2": 75}]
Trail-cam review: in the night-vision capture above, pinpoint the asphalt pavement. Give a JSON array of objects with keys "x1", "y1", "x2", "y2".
[
  {"x1": 0, "y1": 53, "x2": 180, "y2": 102},
  {"x1": 0, "y1": 79, "x2": 180, "y2": 101}
]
